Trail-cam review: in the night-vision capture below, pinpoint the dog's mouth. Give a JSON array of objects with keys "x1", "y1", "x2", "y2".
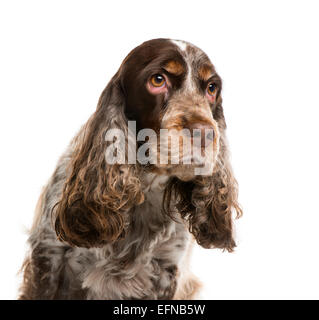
[
  {"x1": 180, "y1": 154, "x2": 207, "y2": 166},
  {"x1": 146, "y1": 124, "x2": 219, "y2": 178},
  {"x1": 148, "y1": 144, "x2": 217, "y2": 181},
  {"x1": 105, "y1": 119, "x2": 219, "y2": 179}
]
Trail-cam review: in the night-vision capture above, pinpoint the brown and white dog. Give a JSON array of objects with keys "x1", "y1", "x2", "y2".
[{"x1": 19, "y1": 39, "x2": 242, "y2": 300}]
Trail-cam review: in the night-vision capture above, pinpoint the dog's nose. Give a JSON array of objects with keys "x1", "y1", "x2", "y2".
[{"x1": 189, "y1": 123, "x2": 215, "y2": 148}]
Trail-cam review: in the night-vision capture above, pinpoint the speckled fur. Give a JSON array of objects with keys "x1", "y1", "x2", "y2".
[
  {"x1": 19, "y1": 39, "x2": 241, "y2": 300},
  {"x1": 20, "y1": 150, "x2": 196, "y2": 299}
]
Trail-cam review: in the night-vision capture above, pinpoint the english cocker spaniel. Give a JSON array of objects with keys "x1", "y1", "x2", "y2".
[{"x1": 19, "y1": 39, "x2": 242, "y2": 300}]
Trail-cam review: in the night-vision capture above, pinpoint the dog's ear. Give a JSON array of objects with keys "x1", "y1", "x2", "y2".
[
  {"x1": 164, "y1": 93, "x2": 242, "y2": 252},
  {"x1": 164, "y1": 134, "x2": 241, "y2": 251},
  {"x1": 191, "y1": 90, "x2": 242, "y2": 251},
  {"x1": 54, "y1": 73, "x2": 144, "y2": 248},
  {"x1": 190, "y1": 133, "x2": 242, "y2": 251}
]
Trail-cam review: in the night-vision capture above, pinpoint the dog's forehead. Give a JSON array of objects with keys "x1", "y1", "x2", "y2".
[
  {"x1": 170, "y1": 40, "x2": 205, "y2": 59},
  {"x1": 170, "y1": 40, "x2": 214, "y2": 70},
  {"x1": 169, "y1": 40, "x2": 216, "y2": 91},
  {"x1": 122, "y1": 39, "x2": 213, "y2": 75}
]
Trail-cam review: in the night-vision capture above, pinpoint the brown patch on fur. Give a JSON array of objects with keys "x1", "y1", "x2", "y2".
[
  {"x1": 19, "y1": 249, "x2": 58, "y2": 299},
  {"x1": 19, "y1": 258, "x2": 33, "y2": 300},
  {"x1": 156, "y1": 265, "x2": 178, "y2": 300},
  {"x1": 164, "y1": 60, "x2": 184, "y2": 76},
  {"x1": 162, "y1": 265, "x2": 178, "y2": 299},
  {"x1": 198, "y1": 64, "x2": 214, "y2": 81},
  {"x1": 165, "y1": 113, "x2": 213, "y2": 130},
  {"x1": 164, "y1": 114, "x2": 213, "y2": 131},
  {"x1": 19, "y1": 253, "x2": 87, "y2": 300},
  {"x1": 174, "y1": 274, "x2": 202, "y2": 300}
]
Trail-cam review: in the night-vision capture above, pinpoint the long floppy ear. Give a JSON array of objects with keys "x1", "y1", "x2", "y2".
[
  {"x1": 164, "y1": 96, "x2": 242, "y2": 252},
  {"x1": 54, "y1": 73, "x2": 144, "y2": 248}
]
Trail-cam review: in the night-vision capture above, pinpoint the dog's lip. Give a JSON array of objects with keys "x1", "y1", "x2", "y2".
[
  {"x1": 156, "y1": 161, "x2": 205, "y2": 170},
  {"x1": 180, "y1": 155, "x2": 206, "y2": 166}
]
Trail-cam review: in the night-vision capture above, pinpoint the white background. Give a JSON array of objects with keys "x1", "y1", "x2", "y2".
[{"x1": 1, "y1": 0, "x2": 319, "y2": 300}]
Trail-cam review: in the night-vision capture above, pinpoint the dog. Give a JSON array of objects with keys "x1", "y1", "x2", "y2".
[{"x1": 19, "y1": 39, "x2": 242, "y2": 299}]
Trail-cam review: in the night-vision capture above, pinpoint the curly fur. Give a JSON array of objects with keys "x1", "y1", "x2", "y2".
[
  {"x1": 19, "y1": 38, "x2": 242, "y2": 300},
  {"x1": 54, "y1": 78, "x2": 144, "y2": 248},
  {"x1": 164, "y1": 133, "x2": 242, "y2": 251}
]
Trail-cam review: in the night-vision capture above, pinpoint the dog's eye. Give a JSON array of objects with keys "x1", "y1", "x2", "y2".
[
  {"x1": 207, "y1": 83, "x2": 217, "y2": 96},
  {"x1": 150, "y1": 74, "x2": 166, "y2": 87}
]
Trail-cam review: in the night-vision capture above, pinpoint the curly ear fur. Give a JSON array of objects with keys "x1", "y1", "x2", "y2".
[
  {"x1": 54, "y1": 76, "x2": 144, "y2": 248},
  {"x1": 164, "y1": 96, "x2": 242, "y2": 252}
]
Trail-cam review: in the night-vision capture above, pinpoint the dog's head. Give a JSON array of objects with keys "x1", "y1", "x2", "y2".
[
  {"x1": 118, "y1": 39, "x2": 222, "y2": 180},
  {"x1": 54, "y1": 39, "x2": 242, "y2": 250}
]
